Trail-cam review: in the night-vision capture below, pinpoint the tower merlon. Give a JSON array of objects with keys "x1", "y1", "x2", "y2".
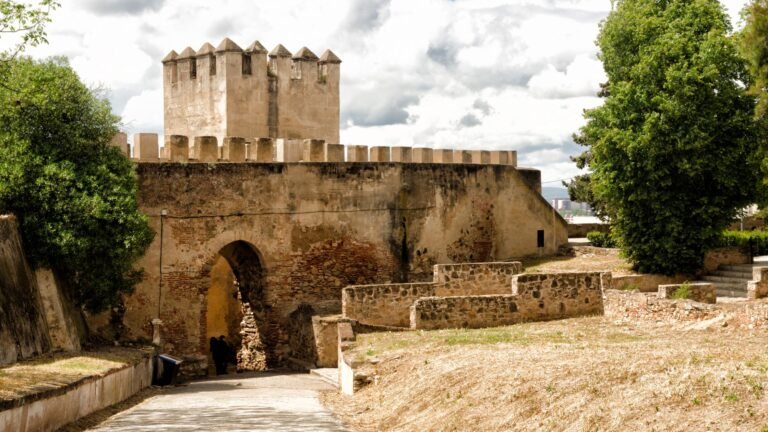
[
  {"x1": 134, "y1": 133, "x2": 159, "y2": 160},
  {"x1": 192, "y1": 136, "x2": 218, "y2": 162},
  {"x1": 454, "y1": 150, "x2": 472, "y2": 164},
  {"x1": 471, "y1": 150, "x2": 491, "y2": 164},
  {"x1": 325, "y1": 143, "x2": 344, "y2": 162},
  {"x1": 245, "y1": 41, "x2": 268, "y2": 54},
  {"x1": 412, "y1": 148, "x2": 433, "y2": 163},
  {"x1": 216, "y1": 37, "x2": 243, "y2": 53},
  {"x1": 347, "y1": 145, "x2": 369, "y2": 162},
  {"x1": 318, "y1": 49, "x2": 342, "y2": 64},
  {"x1": 223, "y1": 137, "x2": 246, "y2": 162},
  {"x1": 433, "y1": 149, "x2": 453, "y2": 163},
  {"x1": 196, "y1": 42, "x2": 215, "y2": 57},
  {"x1": 110, "y1": 132, "x2": 129, "y2": 156},
  {"x1": 302, "y1": 139, "x2": 326, "y2": 162},
  {"x1": 166, "y1": 135, "x2": 189, "y2": 162},
  {"x1": 391, "y1": 147, "x2": 412, "y2": 162},
  {"x1": 255, "y1": 138, "x2": 277, "y2": 162},
  {"x1": 162, "y1": 50, "x2": 179, "y2": 63},
  {"x1": 370, "y1": 146, "x2": 391, "y2": 162}
]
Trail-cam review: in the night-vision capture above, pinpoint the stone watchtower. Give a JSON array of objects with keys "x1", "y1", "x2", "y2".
[{"x1": 162, "y1": 38, "x2": 341, "y2": 145}]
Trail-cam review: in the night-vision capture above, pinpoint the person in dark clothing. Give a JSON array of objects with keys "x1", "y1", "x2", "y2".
[
  {"x1": 217, "y1": 335, "x2": 231, "y2": 374},
  {"x1": 210, "y1": 336, "x2": 227, "y2": 375},
  {"x1": 209, "y1": 337, "x2": 220, "y2": 375}
]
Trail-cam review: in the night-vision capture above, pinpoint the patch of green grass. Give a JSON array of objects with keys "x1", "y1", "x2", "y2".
[
  {"x1": 606, "y1": 332, "x2": 645, "y2": 343},
  {"x1": 671, "y1": 282, "x2": 693, "y2": 300},
  {"x1": 618, "y1": 283, "x2": 639, "y2": 291},
  {"x1": 724, "y1": 393, "x2": 739, "y2": 402}
]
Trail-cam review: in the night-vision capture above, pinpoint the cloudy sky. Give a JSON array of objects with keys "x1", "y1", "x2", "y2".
[{"x1": 18, "y1": 0, "x2": 749, "y2": 185}]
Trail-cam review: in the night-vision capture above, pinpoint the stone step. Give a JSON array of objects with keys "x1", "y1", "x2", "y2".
[
  {"x1": 701, "y1": 275, "x2": 749, "y2": 285},
  {"x1": 717, "y1": 287, "x2": 748, "y2": 298},
  {"x1": 711, "y1": 270, "x2": 753, "y2": 279},
  {"x1": 720, "y1": 264, "x2": 766, "y2": 272}
]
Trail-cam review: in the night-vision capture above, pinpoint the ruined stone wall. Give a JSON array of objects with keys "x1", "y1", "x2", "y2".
[
  {"x1": 342, "y1": 262, "x2": 523, "y2": 327},
  {"x1": 342, "y1": 283, "x2": 435, "y2": 327},
  {"x1": 433, "y1": 262, "x2": 523, "y2": 296},
  {"x1": 0, "y1": 215, "x2": 51, "y2": 365},
  {"x1": 119, "y1": 162, "x2": 568, "y2": 368},
  {"x1": 410, "y1": 272, "x2": 606, "y2": 330}
]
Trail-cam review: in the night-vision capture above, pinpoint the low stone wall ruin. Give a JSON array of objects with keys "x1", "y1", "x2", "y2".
[
  {"x1": 410, "y1": 272, "x2": 606, "y2": 330},
  {"x1": 657, "y1": 283, "x2": 716, "y2": 304},
  {"x1": 433, "y1": 262, "x2": 523, "y2": 296},
  {"x1": 342, "y1": 283, "x2": 435, "y2": 328},
  {"x1": 342, "y1": 262, "x2": 524, "y2": 327}
]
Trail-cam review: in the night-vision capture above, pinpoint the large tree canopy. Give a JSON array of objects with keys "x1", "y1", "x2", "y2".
[
  {"x1": 575, "y1": 0, "x2": 759, "y2": 274},
  {"x1": 0, "y1": 57, "x2": 154, "y2": 312}
]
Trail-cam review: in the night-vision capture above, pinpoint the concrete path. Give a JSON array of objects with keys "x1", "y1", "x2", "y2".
[{"x1": 89, "y1": 372, "x2": 347, "y2": 432}]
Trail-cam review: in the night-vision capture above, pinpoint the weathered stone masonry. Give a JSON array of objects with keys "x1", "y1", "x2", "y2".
[{"x1": 116, "y1": 161, "x2": 567, "y2": 372}]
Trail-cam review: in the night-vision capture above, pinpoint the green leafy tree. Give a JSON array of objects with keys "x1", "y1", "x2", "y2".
[
  {"x1": 738, "y1": 0, "x2": 768, "y2": 209},
  {"x1": 739, "y1": 0, "x2": 768, "y2": 119},
  {"x1": 0, "y1": 57, "x2": 154, "y2": 312},
  {"x1": 0, "y1": 1, "x2": 58, "y2": 60},
  {"x1": 575, "y1": 0, "x2": 759, "y2": 274}
]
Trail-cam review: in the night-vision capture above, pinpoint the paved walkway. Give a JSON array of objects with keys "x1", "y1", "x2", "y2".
[{"x1": 89, "y1": 372, "x2": 347, "y2": 432}]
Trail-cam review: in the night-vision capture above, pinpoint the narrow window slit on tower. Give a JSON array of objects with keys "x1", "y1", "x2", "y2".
[
  {"x1": 242, "y1": 54, "x2": 252, "y2": 75},
  {"x1": 210, "y1": 57, "x2": 216, "y2": 75},
  {"x1": 318, "y1": 64, "x2": 327, "y2": 83},
  {"x1": 190, "y1": 59, "x2": 197, "y2": 79},
  {"x1": 291, "y1": 61, "x2": 302, "y2": 79}
]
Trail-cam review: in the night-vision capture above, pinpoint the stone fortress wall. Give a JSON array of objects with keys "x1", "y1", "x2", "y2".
[{"x1": 161, "y1": 38, "x2": 341, "y2": 146}]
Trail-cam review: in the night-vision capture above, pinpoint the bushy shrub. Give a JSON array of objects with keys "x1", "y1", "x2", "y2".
[
  {"x1": 587, "y1": 231, "x2": 617, "y2": 248},
  {"x1": 717, "y1": 230, "x2": 768, "y2": 255}
]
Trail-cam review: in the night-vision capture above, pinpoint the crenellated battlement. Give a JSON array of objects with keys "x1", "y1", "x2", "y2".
[
  {"x1": 114, "y1": 133, "x2": 517, "y2": 167},
  {"x1": 163, "y1": 38, "x2": 341, "y2": 147}
]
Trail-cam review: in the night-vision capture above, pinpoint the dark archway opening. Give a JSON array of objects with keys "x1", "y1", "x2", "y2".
[{"x1": 206, "y1": 241, "x2": 273, "y2": 374}]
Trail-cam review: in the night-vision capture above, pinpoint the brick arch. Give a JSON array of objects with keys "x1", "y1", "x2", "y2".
[{"x1": 201, "y1": 238, "x2": 274, "y2": 370}]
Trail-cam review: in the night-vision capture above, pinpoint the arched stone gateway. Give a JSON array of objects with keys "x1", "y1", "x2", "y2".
[{"x1": 205, "y1": 241, "x2": 271, "y2": 371}]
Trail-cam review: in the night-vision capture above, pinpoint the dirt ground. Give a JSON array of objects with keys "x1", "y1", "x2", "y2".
[
  {"x1": 522, "y1": 246, "x2": 635, "y2": 276},
  {"x1": 322, "y1": 315, "x2": 768, "y2": 432}
]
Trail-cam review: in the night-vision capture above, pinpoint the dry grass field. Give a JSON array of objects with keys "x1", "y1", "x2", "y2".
[
  {"x1": 322, "y1": 315, "x2": 768, "y2": 432},
  {"x1": 0, "y1": 347, "x2": 146, "y2": 401}
]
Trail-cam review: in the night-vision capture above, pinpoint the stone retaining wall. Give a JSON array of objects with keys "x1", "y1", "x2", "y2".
[
  {"x1": 410, "y1": 272, "x2": 607, "y2": 330},
  {"x1": 0, "y1": 353, "x2": 152, "y2": 432},
  {"x1": 341, "y1": 283, "x2": 435, "y2": 327},
  {"x1": 342, "y1": 262, "x2": 524, "y2": 327},
  {"x1": 433, "y1": 262, "x2": 523, "y2": 296}
]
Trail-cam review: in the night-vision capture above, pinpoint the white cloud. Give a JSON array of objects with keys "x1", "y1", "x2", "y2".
[
  {"x1": 19, "y1": 0, "x2": 750, "y2": 183},
  {"x1": 120, "y1": 89, "x2": 163, "y2": 137},
  {"x1": 527, "y1": 55, "x2": 606, "y2": 98}
]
